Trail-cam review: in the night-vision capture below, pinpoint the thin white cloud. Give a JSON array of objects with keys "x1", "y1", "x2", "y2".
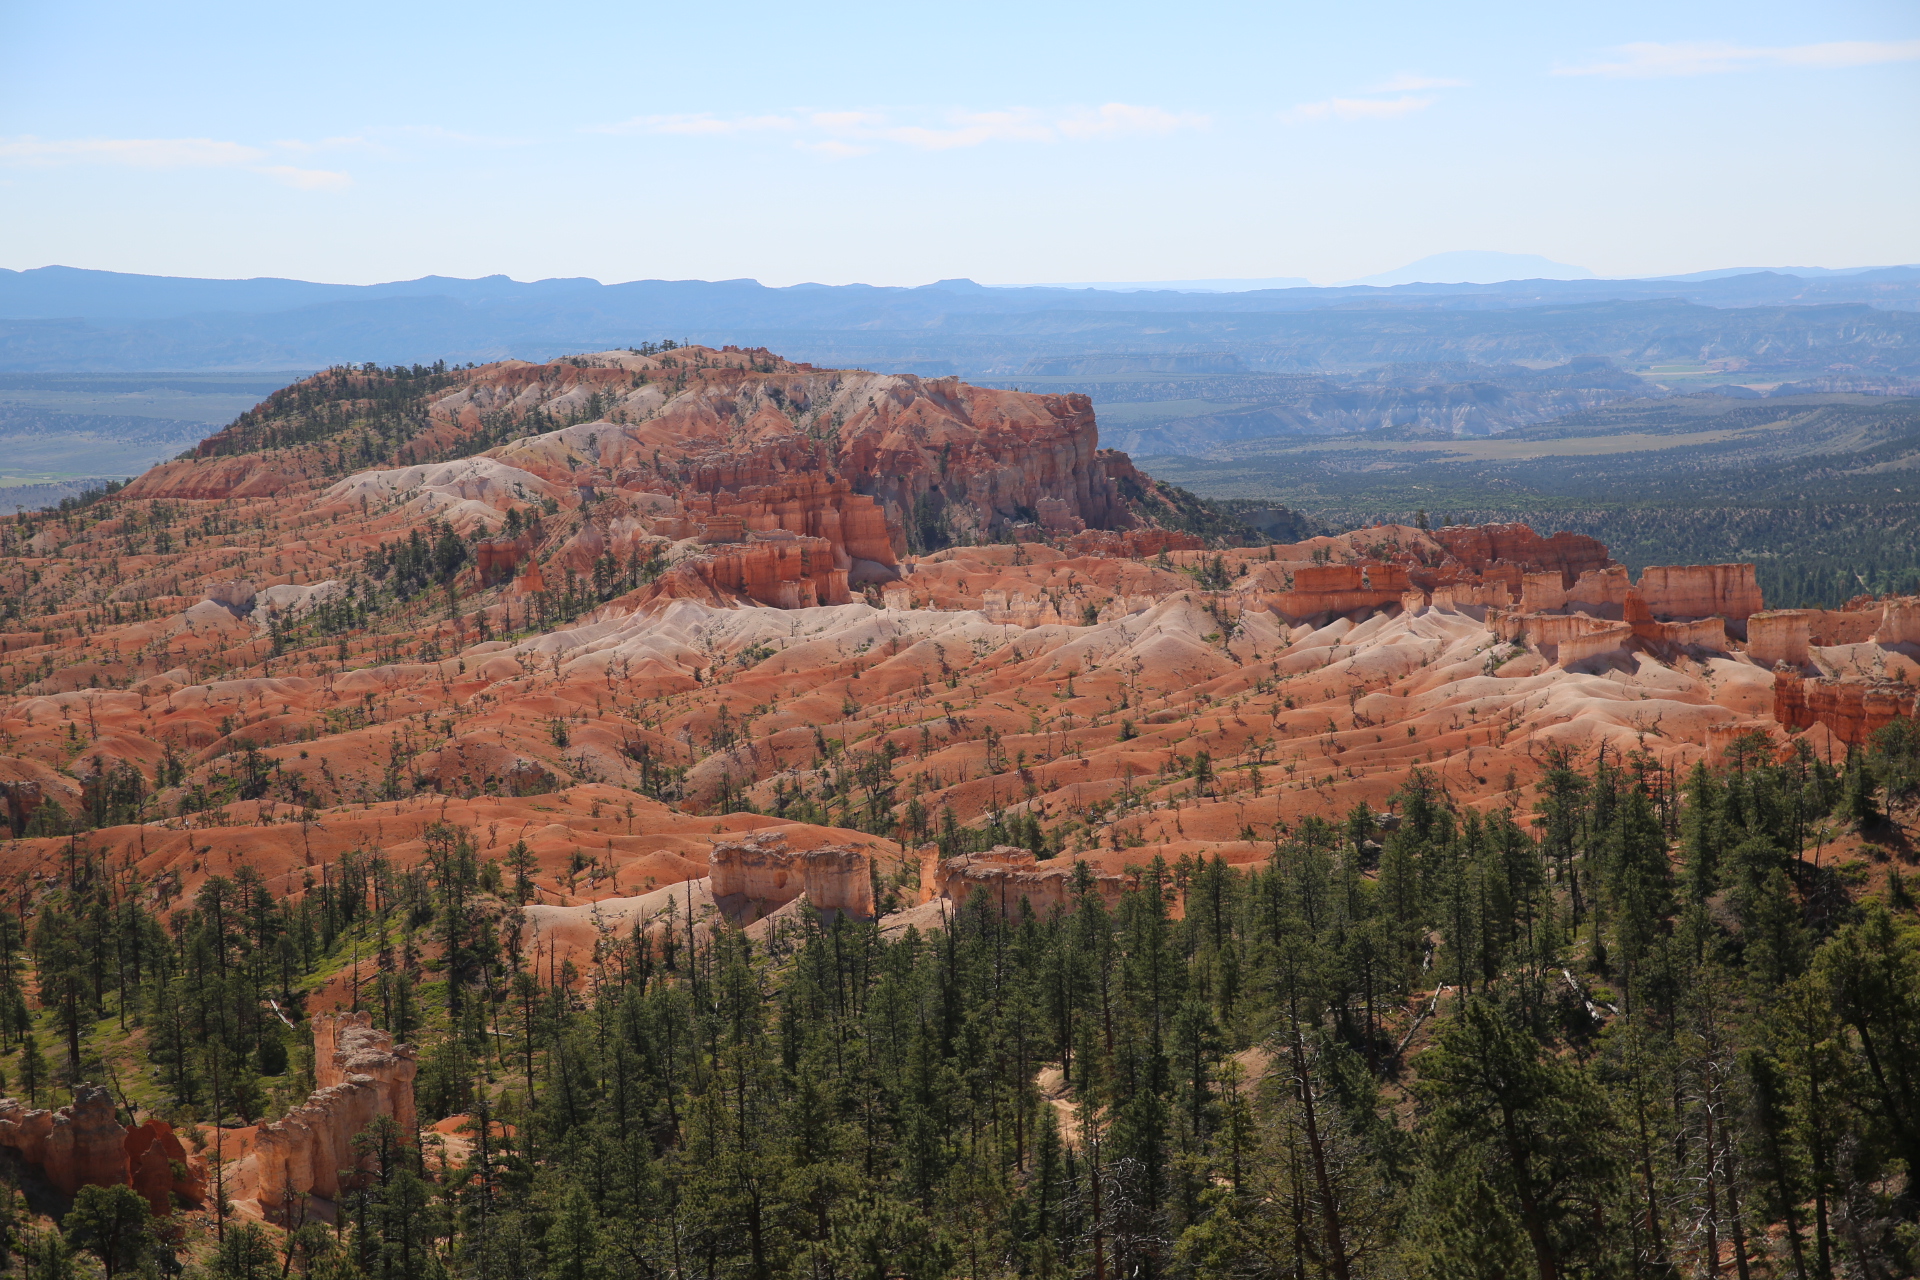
[
  {"x1": 808, "y1": 111, "x2": 887, "y2": 131},
  {"x1": 874, "y1": 111, "x2": 1056, "y2": 150},
  {"x1": 597, "y1": 113, "x2": 798, "y2": 136},
  {"x1": 0, "y1": 136, "x2": 265, "y2": 167},
  {"x1": 1057, "y1": 103, "x2": 1205, "y2": 139},
  {"x1": 271, "y1": 126, "x2": 524, "y2": 158},
  {"x1": 594, "y1": 104, "x2": 1206, "y2": 152},
  {"x1": 1285, "y1": 95, "x2": 1436, "y2": 123},
  {"x1": 1558, "y1": 39, "x2": 1920, "y2": 78},
  {"x1": 256, "y1": 165, "x2": 352, "y2": 190},
  {"x1": 273, "y1": 134, "x2": 370, "y2": 153},
  {"x1": 798, "y1": 139, "x2": 873, "y2": 159},
  {"x1": 0, "y1": 134, "x2": 352, "y2": 191},
  {"x1": 1369, "y1": 73, "x2": 1468, "y2": 92}
]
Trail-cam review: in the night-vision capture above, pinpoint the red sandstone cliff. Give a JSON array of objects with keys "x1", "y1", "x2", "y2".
[
  {"x1": 1774, "y1": 671, "x2": 1916, "y2": 745},
  {"x1": 710, "y1": 830, "x2": 874, "y2": 919},
  {"x1": 931, "y1": 847, "x2": 1131, "y2": 919},
  {"x1": 0, "y1": 1084, "x2": 187, "y2": 1203},
  {"x1": 232, "y1": 1013, "x2": 417, "y2": 1215},
  {"x1": 1434, "y1": 523, "x2": 1610, "y2": 586},
  {"x1": 125, "y1": 1119, "x2": 200, "y2": 1215}
]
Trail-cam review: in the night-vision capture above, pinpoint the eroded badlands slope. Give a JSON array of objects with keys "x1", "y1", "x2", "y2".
[{"x1": 0, "y1": 347, "x2": 1906, "y2": 940}]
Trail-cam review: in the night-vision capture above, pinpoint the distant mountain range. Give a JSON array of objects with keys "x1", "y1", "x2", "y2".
[
  {"x1": 1, "y1": 263, "x2": 1918, "y2": 373},
  {"x1": 928, "y1": 256, "x2": 1916, "y2": 293},
  {"x1": 1335, "y1": 251, "x2": 1596, "y2": 287}
]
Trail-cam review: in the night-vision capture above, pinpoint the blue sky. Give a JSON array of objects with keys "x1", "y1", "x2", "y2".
[{"x1": 1, "y1": 0, "x2": 1915, "y2": 287}]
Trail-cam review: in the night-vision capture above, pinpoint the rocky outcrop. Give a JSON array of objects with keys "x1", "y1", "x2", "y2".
[
  {"x1": 931, "y1": 847, "x2": 1131, "y2": 918},
  {"x1": 46, "y1": 1085, "x2": 131, "y2": 1194},
  {"x1": 699, "y1": 534, "x2": 850, "y2": 609},
  {"x1": 682, "y1": 478, "x2": 896, "y2": 576},
  {"x1": 709, "y1": 831, "x2": 873, "y2": 918},
  {"x1": 1636, "y1": 564, "x2": 1763, "y2": 622},
  {"x1": 119, "y1": 455, "x2": 309, "y2": 501},
  {"x1": 1428, "y1": 582, "x2": 1513, "y2": 612},
  {"x1": 1243, "y1": 565, "x2": 1416, "y2": 624},
  {"x1": 981, "y1": 590, "x2": 1065, "y2": 628},
  {"x1": 1434, "y1": 523, "x2": 1610, "y2": 586},
  {"x1": 231, "y1": 1014, "x2": 417, "y2": 1213},
  {"x1": 0, "y1": 1085, "x2": 129, "y2": 1197},
  {"x1": 1775, "y1": 672, "x2": 1916, "y2": 744},
  {"x1": 125, "y1": 1120, "x2": 200, "y2": 1215},
  {"x1": 475, "y1": 534, "x2": 536, "y2": 585},
  {"x1": 1749, "y1": 611, "x2": 1812, "y2": 667},
  {"x1": 202, "y1": 580, "x2": 258, "y2": 615},
  {"x1": 0, "y1": 1098, "x2": 56, "y2": 1177},
  {"x1": 0, "y1": 755, "x2": 81, "y2": 836},
  {"x1": 1750, "y1": 607, "x2": 1894, "y2": 667},
  {"x1": 0, "y1": 1088, "x2": 204, "y2": 1212},
  {"x1": 1060, "y1": 527, "x2": 1204, "y2": 558},
  {"x1": 1878, "y1": 599, "x2": 1920, "y2": 644},
  {"x1": 1559, "y1": 622, "x2": 1635, "y2": 666},
  {"x1": 1499, "y1": 605, "x2": 1725, "y2": 663},
  {"x1": 434, "y1": 356, "x2": 1143, "y2": 553}
]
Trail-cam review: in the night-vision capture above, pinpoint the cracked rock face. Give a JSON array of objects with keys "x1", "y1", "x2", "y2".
[
  {"x1": 233, "y1": 1013, "x2": 418, "y2": 1211},
  {"x1": 710, "y1": 831, "x2": 874, "y2": 919},
  {"x1": 0, "y1": 1083, "x2": 137, "y2": 1199}
]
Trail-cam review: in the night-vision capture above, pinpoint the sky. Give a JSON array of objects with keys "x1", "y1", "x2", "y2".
[{"x1": 0, "y1": 0, "x2": 1915, "y2": 288}]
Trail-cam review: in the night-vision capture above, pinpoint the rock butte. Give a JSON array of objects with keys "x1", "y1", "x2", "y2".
[
  {"x1": 709, "y1": 829, "x2": 874, "y2": 920},
  {"x1": 228, "y1": 1013, "x2": 418, "y2": 1219},
  {"x1": 0, "y1": 1083, "x2": 205, "y2": 1212},
  {"x1": 0, "y1": 346, "x2": 1910, "y2": 977}
]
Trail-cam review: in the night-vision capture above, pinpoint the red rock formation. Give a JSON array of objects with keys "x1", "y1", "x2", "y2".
[
  {"x1": 1808, "y1": 610, "x2": 1882, "y2": 646},
  {"x1": 1774, "y1": 671, "x2": 1916, "y2": 744},
  {"x1": 475, "y1": 534, "x2": 536, "y2": 586},
  {"x1": 1429, "y1": 582, "x2": 1513, "y2": 611},
  {"x1": 681, "y1": 476, "x2": 896, "y2": 578},
  {"x1": 0, "y1": 1098, "x2": 54, "y2": 1174},
  {"x1": 0, "y1": 755, "x2": 80, "y2": 836},
  {"x1": 691, "y1": 535, "x2": 850, "y2": 608},
  {"x1": 838, "y1": 384, "x2": 1136, "y2": 548},
  {"x1": 933, "y1": 847, "x2": 1130, "y2": 918},
  {"x1": 125, "y1": 1120, "x2": 201, "y2": 1215},
  {"x1": 235, "y1": 1014, "x2": 417, "y2": 1214},
  {"x1": 1061, "y1": 527, "x2": 1203, "y2": 558},
  {"x1": 1636, "y1": 564, "x2": 1764, "y2": 622},
  {"x1": 1877, "y1": 599, "x2": 1920, "y2": 644},
  {"x1": 1749, "y1": 611, "x2": 1812, "y2": 667},
  {"x1": 47, "y1": 1086, "x2": 131, "y2": 1194},
  {"x1": 0, "y1": 1084, "x2": 139, "y2": 1197},
  {"x1": 118, "y1": 455, "x2": 310, "y2": 501},
  {"x1": 1707, "y1": 720, "x2": 1784, "y2": 762},
  {"x1": 1434, "y1": 523, "x2": 1610, "y2": 585},
  {"x1": 451, "y1": 355, "x2": 1145, "y2": 553},
  {"x1": 709, "y1": 831, "x2": 874, "y2": 918}
]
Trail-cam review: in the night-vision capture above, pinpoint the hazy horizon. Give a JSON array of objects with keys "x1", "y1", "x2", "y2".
[{"x1": 2, "y1": 1, "x2": 1915, "y2": 288}]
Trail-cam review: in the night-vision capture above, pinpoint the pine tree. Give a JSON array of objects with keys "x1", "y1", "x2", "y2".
[{"x1": 1412, "y1": 998, "x2": 1618, "y2": 1279}]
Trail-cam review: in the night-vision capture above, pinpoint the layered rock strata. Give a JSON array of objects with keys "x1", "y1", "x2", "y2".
[
  {"x1": 700, "y1": 535, "x2": 850, "y2": 609},
  {"x1": 930, "y1": 847, "x2": 1131, "y2": 919},
  {"x1": 1433, "y1": 523, "x2": 1611, "y2": 585},
  {"x1": 125, "y1": 1119, "x2": 200, "y2": 1215},
  {"x1": 0, "y1": 1084, "x2": 199, "y2": 1209},
  {"x1": 231, "y1": 1014, "x2": 417, "y2": 1213},
  {"x1": 1750, "y1": 611, "x2": 1814, "y2": 668},
  {"x1": 1775, "y1": 672, "x2": 1917, "y2": 745},
  {"x1": 709, "y1": 831, "x2": 874, "y2": 918},
  {"x1": 1636, "y1": 564, "x2": 1764, "y2": 623}
]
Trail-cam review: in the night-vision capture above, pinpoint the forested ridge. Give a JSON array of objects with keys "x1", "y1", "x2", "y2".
[
  {"x1": 1147, "y1": 395, "x2": 1920, "y2": 608},
  {"x1": 0, "y1": 724, "x2": 1915, "y2": 1279}
]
